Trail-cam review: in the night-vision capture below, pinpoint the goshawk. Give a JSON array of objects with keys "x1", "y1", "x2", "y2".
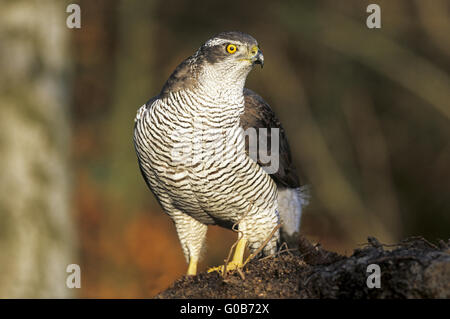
[{"x1": 133, "y1": 31, "x2": 308, "y2": 275}]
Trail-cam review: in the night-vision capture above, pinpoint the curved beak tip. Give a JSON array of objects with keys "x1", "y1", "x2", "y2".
[{"x1": 253, "y1": 50, "x2": 264, "y2": 68}]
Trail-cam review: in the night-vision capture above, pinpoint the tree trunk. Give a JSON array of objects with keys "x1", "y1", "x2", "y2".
[{"x1": 0, "y1": 0, "x2": 76, "y2": 298}]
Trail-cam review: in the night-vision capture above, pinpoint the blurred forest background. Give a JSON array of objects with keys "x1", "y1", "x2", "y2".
[{"x1": 0, "y1": 0, "x2": 449, "y2": 298}]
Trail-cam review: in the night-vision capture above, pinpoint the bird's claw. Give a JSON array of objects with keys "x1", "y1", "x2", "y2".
[{"x1": 207, "y1": 261, "x2": 244, "y2": 274}]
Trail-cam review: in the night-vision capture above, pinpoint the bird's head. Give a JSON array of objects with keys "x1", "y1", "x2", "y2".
[
  {"x1": 161, "y1": 31, "x2": 264, "y2": 99},
  {"x1": 200, "y1": 31, "x2": 264, "y2": 70},
  {"x1": 194, "y1": 31, "x2": 264, "y2": 95}
]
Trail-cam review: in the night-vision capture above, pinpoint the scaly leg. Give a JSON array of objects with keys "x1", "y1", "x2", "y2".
[
  {"x1": 187, "y1": 256, "x2": 198, "y2": 276},
  {"x1": 170, "y1": 212, "x2": 207, "y2": 276}
]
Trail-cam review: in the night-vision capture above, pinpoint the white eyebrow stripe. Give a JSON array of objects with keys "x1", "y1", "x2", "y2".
[{"x1": 204, "y1": 38, "x2": 241, "y2": 47}]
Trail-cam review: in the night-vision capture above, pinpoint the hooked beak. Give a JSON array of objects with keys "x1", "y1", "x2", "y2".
[{"x1": 250, "y1": 47, "x2": 264, "y2": 68}]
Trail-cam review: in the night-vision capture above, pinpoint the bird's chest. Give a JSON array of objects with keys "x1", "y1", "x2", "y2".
[
  {"x1": 145, "y1": 103, "x2": 247, "y2": 211},
  {"x1": 164, "y1": 117, "x2": 245, "y2": 182}
]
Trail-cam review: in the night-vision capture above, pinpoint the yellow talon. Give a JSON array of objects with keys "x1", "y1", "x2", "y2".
[
  {"x1": 208, "y1": 237, "x2": 247, "y2": 274},
  {"x1": 207, "y1": 261, "x2": 243, "y2": 274}
]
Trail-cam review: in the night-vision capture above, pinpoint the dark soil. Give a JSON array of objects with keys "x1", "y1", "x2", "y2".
[{"x1": 156, "y1": 236, "x2": 450, "y2": 299}]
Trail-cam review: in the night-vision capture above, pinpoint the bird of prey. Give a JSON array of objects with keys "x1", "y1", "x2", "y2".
[{"x1": 134, "y1": 31, "x2": 308, "y2": 276}]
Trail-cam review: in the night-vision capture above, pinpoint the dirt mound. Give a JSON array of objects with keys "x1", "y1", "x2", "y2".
[{"x1": 156, "y1": 236, "x2": 450, "y2": 298}]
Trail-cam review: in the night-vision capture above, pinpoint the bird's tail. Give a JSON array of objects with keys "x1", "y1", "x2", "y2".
[{"x1": 277, "y1": 185, "x2": 310, "y2": 248}]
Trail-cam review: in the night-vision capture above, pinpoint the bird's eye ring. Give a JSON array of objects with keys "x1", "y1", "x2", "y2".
[{"x1": 226, "y1": 44, "x2": 237, "y2": 54}]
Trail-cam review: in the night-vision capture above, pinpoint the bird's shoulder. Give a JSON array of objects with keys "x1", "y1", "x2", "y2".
[
  {"x1": 241, "y1": 88, "x2": 303, "y2": 188},
  {"x1": 160, "y1": 54, "x2": 201, "y2": 98},
  {"x1": 134, "y1": 95, "x2": 159, "y2": 123}
]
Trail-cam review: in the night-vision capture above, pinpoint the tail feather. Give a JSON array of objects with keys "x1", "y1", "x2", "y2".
[
  {"x1": 277, "y1": 185, "x2": 310, "y2": 247},
  {"x1": 297, "y1": 185, "x2": 311, "y2": 207}
]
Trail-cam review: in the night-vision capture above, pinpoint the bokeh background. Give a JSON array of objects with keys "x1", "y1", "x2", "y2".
[{"x1": 0, "y1": 0, "x2": 449, "y2": 298}]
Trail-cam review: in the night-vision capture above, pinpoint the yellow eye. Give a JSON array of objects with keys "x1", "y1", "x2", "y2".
[{"x1": 226, "y1": 44, "x2": 237, "y2": 54}]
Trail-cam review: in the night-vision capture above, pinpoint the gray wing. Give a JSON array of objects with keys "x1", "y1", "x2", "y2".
[{"x1": 240, "y1": 88, "x2": 303, "y2": 189}]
